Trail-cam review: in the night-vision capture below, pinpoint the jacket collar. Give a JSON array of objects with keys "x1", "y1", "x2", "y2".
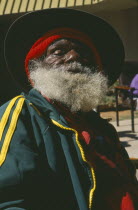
[
  {"x1": 23, "y1": 88, "x2": 70, "y2": 127},
  {"x1": 23, "y1": 88, "x2": 106, "y2": 130}
]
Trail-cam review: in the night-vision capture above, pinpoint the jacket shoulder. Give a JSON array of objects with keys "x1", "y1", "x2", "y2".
[
  {"x1": 90, "y1": 111, "x2": 117, "y2": 134},
  {"x1": 0, "y1": 95, "x2": 26, "y2": 118},
  {"x1": 0, "y1": 94, "x2": 49, "y2": 167},
  {"x1": 0, "y1": 94, "x2": 43, "y2": 119}
]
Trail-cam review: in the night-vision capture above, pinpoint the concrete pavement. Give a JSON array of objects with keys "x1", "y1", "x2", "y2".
[
  {"x1": 110, "y1": 118, "x2": 138, "y2": 158},
  {"x1": 110, "y1": 118, "x2": 138, "y2": 178}
]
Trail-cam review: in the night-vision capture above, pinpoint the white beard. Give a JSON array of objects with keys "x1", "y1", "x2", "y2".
[{"x1": 29, "y1": 61, "x2": 108, "y2": 112}]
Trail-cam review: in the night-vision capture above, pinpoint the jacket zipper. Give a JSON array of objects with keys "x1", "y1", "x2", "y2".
[{"x1": 51, "y1": 119, "x2": 96, "y2": 210}]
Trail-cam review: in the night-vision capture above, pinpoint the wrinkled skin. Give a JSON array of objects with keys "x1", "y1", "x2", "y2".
[{"x1": 43, "y1": 39, "x2": 96, "y2": 70}]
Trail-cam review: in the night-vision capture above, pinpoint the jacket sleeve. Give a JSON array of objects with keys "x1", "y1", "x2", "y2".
[{"x1": 0, "y1": 96, "x2": 45, "y2": 209}]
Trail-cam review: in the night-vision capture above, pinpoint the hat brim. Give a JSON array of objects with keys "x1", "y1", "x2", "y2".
[{"x1": 4, "y1": 8, "x2": 125, "y2": 91}]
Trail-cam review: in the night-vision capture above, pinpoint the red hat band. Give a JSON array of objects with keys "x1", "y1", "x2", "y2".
[{"x1": 25, "y1": 27, "x2": 102, "y2": 78}]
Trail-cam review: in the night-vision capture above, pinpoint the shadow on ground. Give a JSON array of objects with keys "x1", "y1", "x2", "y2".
[
  {"x1": 118, "y1": 130, "x2": 138, "y2": 147},
  {"x1": 121, "y1": 141, "x2": 131, "y2": 147}
]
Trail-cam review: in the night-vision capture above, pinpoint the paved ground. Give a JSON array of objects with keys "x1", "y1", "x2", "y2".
[
  {"x1": 110, "y1": 118, "x2": 138, "y2": 158},
  {"x1": 110, "y1": 118, "x2": 138, "y2": 178}
]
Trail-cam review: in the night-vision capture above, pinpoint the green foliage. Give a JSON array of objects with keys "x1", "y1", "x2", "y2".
[
  {"x1": 100, "y1": 80, "x2": 119, "y2": 107},
  {"x1": 101, "y1": 95, "x2": 116, "y2": 107}
]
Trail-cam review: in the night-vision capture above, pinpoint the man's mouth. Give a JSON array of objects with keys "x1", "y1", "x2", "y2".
[{"x1": 67, "y1": 69, "x2": 82, "y2": 74}]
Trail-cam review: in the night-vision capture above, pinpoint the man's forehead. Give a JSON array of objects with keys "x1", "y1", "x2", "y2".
[{"x1": 47, "y1": 38, "x2": 91, "y2": 50}]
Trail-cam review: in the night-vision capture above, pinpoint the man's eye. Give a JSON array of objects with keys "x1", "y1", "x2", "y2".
[{"x1": 53, "y1": 49, "x2": 65, "y2": 55}]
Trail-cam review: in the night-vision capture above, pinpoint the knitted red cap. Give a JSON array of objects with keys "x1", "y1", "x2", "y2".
[{"x1": 25, "y1": 27, "x2": 102, "y2": 78}]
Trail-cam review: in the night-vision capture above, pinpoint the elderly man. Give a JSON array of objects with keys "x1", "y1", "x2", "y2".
[{"x1": 0, "y1": 8, "x2": 138, "y2": 210}]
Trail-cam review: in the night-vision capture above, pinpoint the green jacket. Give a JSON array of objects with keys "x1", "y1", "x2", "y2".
[{"x1": 0, "y1": 89, "x2": 137, "y2": 210}]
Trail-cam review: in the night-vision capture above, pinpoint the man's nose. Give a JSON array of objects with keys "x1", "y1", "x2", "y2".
[{"x1": 64, "y1": 50, "x2": 81, "y2": 63}]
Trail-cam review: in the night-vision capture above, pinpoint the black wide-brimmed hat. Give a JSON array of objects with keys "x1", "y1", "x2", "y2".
[{"x1": 4, "y1": 8, "x2": 125, "y2": 91}]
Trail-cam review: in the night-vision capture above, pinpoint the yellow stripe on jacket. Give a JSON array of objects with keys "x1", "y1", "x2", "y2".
[
  {"x1": 0, "y1": 97, "x2": 25, "y2": 166},
  {"x1": 0, "y1": 95, "x2": 23, "y2": 141}
]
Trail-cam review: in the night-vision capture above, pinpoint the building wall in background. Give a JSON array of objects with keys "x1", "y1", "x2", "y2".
[{"x1": 94, "y1": 7, "x2": 138, "y2": 61}]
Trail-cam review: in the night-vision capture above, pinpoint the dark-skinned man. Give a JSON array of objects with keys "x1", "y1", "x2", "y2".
[{"x1": 0, "y1": 8, "x2": 138, "y2": 210}]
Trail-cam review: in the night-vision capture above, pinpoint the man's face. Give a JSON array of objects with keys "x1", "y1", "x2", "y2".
[
  {"x1": 29, "y1": 38, "x2": 108, "y2": 112},
  {"x1": 43, "y1": 39, "x2": 96, "y2": 70}
]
